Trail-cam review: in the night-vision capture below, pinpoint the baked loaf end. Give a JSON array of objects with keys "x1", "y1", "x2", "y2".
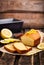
[{"x1": 21, "y1": 29, "x2": 41, "y2": 47}]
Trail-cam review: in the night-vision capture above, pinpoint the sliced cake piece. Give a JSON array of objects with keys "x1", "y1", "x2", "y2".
[
  {"x1": 21, "y1": 29, "x2": 41, "y2": 47},
  {"x1": 13, "y1": 42, "x2": 29, "y2": 54},
  {"x1": 4, "y1": 44, "x2": 16, "y2": 53},
  {"x1": 26, "y1": 46, "x2": 32, "y2": 51}
]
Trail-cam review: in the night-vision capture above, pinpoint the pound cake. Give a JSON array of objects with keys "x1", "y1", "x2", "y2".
[
  {"x1": 13, "y1": 42, "x2": 32, "y2": 54},
  {"x1": 4, "y1": 44, "x2": 16, "y2": 53},
  {"x1": 21, "y1": 29, "x2": 41, "y2": 47}
]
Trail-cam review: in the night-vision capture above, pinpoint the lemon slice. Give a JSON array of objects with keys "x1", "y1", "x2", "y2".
[
  {"x1": 37, "y1": 43, "x2": 44, "y2": 50},
  {"x1": 0, "y1": 38, "x2": 20, "y2": 44},
  {"x1": 1, "y1": 28, "x2": 12, "y2": 39},
  {"x1": 4, "y1": 38, "x2": 20, "y2": 43},
  {"x1": 0, "y1": 40, "x2": 9, "y2": 44}
]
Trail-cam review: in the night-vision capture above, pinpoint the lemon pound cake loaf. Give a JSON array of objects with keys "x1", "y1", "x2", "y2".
[{"x1": 21, "y1": 29, "x2": 41, "y2": 47}]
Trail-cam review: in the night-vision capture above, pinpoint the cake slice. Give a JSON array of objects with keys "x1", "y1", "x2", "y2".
[
  {"x1": 4, "y1": 44, "x2": 16, "y2": 53},
  {"x1": 26, "y1": 46, "x2": 32, "y2": 51},
  {"x1": 13, "y1": 42, "x2": 30, "y2": 54},
  {"x1": 21, "y1": 29, "x2": 41, "y2": 47}
]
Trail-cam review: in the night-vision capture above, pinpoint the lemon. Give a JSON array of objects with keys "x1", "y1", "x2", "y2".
[
  {"x1": 0, "y1": 40, "x2": 9, "y2": 44},
  {"x1": 37, "y1": 43, "x2": 44, "y2": 50},
  {"x1": 1, "y1": 28, "x2": 12, "y2": 39},
  {"x1": 0, "y1": 38, "x2": 20, "y2": 44},
  {"x1": 4, "y1": 38, "x2": 20, "y2": 42}
]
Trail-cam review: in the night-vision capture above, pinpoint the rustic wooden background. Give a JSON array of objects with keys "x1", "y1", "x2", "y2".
[
  {"x1": 0, "y1": 0, "x2": 44, "y2": 12},
  {"x1": 0, "y1": 0, "x2": 44, "y2": 28}
]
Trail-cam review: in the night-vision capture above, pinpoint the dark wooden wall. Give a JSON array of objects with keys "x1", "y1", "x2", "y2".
[
  {"x1": 0, "y1": 0, "x2": 44, "y2": 28},
  {"x1": 0, "y1": 0, "x2": 44, "y2": 12}
]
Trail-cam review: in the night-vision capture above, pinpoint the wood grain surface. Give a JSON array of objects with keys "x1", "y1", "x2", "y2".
[
  {"x1": 0, "y1": 13, "x2": 44, "y2": 28},
  {"x1": 0, "y1": 0, "x2": 44, "y2": 12}
]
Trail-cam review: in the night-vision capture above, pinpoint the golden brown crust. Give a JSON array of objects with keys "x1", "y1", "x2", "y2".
[
  {"x1": 4, "y1": 44, "x2": 16, "y2": 53},
  {"x1": 34, "y1": 38, "x2": 40, "y2": 46},
  {"x1": 13, "y1": 42, "x2": 29, "y2": 54},
  {"x1": 25, "y1": 31, "x2": 40, "y2": 40}
]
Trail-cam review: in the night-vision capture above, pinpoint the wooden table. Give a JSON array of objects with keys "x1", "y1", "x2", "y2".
[{"x1": 0, "y1": 46, "x2": 42, "y2": 65}]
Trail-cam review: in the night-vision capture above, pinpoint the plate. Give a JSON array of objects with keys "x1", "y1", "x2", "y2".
[{"x1": 0, "y1": 46, "x2": 42, "y2": 56}]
